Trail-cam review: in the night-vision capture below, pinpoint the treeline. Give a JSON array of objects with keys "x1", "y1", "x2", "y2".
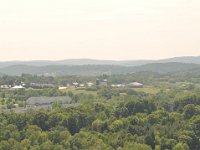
[{"x1": 0, "y1": 72, "x2": 200, "y2": 87}]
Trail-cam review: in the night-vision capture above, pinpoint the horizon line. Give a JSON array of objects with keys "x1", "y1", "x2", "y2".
[{"x1": 0, "y1": 55, "x2": 199, "y2": 62}]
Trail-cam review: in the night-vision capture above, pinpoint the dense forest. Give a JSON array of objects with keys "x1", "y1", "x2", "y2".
[{"x1": 1, "y1": 90, "x2": 200, "y2": 149}]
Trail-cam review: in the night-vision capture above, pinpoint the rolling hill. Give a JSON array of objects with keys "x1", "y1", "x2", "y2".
[
  {"x1": 0, "y1": 56, "x2": 199, "y2": 68},
  {"x1": 0, "y1": 62, "x2": 199, "y2": 76}
]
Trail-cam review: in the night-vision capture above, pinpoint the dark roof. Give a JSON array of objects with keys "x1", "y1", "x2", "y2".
[{"x1": 26, "y1": 96, "x2": 72, "y2": 105}]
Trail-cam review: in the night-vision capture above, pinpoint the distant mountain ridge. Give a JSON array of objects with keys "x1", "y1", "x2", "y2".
[
  {"x1": 0, "y1": 62, "x2": 199, "y2": 76},
  {"x1": 158, "y1": 56, "x2": 200, "y2": 64},
  {"x1": 0, "y1": 56, "x2": 199, "y2": 68},
  {"x1": 0, "y1": 56, "x2": 199, "y2": 76}
]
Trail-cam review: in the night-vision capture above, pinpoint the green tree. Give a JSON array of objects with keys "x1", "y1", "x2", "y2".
[{"x1": 173, "y1": 143, "x2": 189, "y2": 150}]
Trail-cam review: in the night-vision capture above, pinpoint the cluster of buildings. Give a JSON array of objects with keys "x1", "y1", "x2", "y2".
[
  {"x1": 59, "y1": 79, "x2": 109, "y2": 89},
  {"x1": 0, "y1": 78, "x2": 144, "y2": 91},
  {"x1": 0, "y1": 82, "x2": 55, "y2": 90},
  {"x1": 59, "y1": 82, "x2": 94, "y2": 90},
  {"x1": 0, "y1": 84, "x2": 25, "y2": 90},
  {"x1": 59, "y1": 80, "x2": 144, "y2": 90}
]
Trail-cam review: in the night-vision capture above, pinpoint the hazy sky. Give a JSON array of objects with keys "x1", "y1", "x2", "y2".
[{"x1": 0, "y1": 0, "x2": 200, "y2": 61}]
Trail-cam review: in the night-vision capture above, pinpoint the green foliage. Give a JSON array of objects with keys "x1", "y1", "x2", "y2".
[
  {"x1": 52, "y1": 100, "x2": 62, "y2": 110},
  {"x1": 173, "y1": 143, "x2": 189, "y2": 150},
  {"x1": 1, "y1": 73, "x2": 200, "y2": 149}
]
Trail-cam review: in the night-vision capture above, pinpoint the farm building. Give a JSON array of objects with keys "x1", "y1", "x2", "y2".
[
  {"x1": 26, "y1": 96, "x2": 72, "y2": 107},
  {"x1": 100, "y1": 79, "x2": 108, "y2": 86},
  {"x1": 79, "y1": 84, "x2": 85, "y2": 87},
  {"x1": 126, "y1": 82, "x2": 144, "y2": 88},
  {"x1": 72, "y1": 82, "x2": 79, "y2": 87},
  {"x1": 29, "y1": 83, "x2": 55, "y2": 88},
  {"x1": 87, "y1": 82, "x2": 94, "y2": 87},
  {"x1": 111, "y1": 84, "x2": 125, "y2": 88},
  {"x1": 59, "y1": 86, "x2": 67, "y2": 90},
  {"x1": 0, "y1": 85, "x2": 11, "y2": 89},
  {"x1": 12, "y1": 85, "x2": 25, "y2": 90}
]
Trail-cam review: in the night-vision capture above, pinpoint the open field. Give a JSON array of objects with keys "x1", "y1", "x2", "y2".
[
  {"x1": 60, "y1": 88, "x2": 98, "y2": 96},
  {"x1": 134, "y1": 87, "x2": 160, "y2": 94}
]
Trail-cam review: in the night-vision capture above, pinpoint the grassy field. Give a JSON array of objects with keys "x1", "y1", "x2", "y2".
[
  {"x1": 134, "y1": 87, "x2": 160, "y2": 94},
  {"x1": 61, "y1": 87, "x2": 160, "y2": 95},
  {"x1": 60, "y1": 88, "x2": 98, "y2": 96}
]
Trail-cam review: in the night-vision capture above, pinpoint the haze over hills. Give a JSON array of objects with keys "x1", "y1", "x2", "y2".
[
  {"x1": 0, "y1": 56, "x2": 199, "y2": 76},
  {"x1": 0, "y1": 59, "x2": 152, "y2": 68},
  {"x1": 0, "y1": 62, "x2": 199, "y2": 76},
  {"x1": 0, "y1": 56, "x2": 200, "y2": 68},
  {"x1": 158, "y1": 56, "x2": 200, "y2": 64}
]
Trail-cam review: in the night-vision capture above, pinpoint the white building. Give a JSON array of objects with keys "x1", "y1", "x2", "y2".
[
  {"x1": 126, "y1": 82, "x2": 144, "y2": 88},
  {"x1": 12, "y1": 85, "x2": 25, "y2": 89},
  {"x1": 79, "y1": 84, "x2": 85, "y2": 87},
  {"x1": 72, "y1": 82, "x2": 79, "y2": 87},
  {"x1": 87, "y1": 82, "x2": 94, "y2": 87},
  {"x1": 111, "y1": 84, "x2": 125, "y2": 88},
  {"x1": 0, "y1": 85, "x2": 11, "y2": 89},
  {"x1": 59, "y1": 86, "x2": 67, "y2": 90}
]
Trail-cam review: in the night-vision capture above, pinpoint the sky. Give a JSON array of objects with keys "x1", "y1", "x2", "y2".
[{"x1": 0, "y1": 0, "x2": 200, "y2": 61}]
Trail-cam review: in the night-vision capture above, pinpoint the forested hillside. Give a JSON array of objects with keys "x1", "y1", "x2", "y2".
[
  {"x1": 0, "y1": 56, "x2": 199, "y2": 68},
  {"x1": 0, "y1": 62, "x2": 200, "y2": 76}
]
